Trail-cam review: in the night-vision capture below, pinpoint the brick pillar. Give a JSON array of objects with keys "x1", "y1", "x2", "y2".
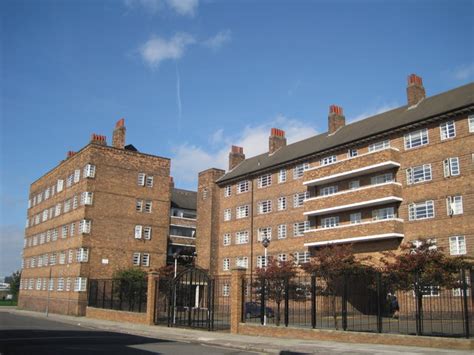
[
  {"x1": 230, "y1": 268, "x2": 246, "y2": 334},
  {"x1": 146, "y1": 271, "x2": 159, "y2": 325}
]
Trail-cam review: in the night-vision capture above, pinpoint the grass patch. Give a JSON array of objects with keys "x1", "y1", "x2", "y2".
[{"x1": 0, "y1": 300, "x2": 17, "y2": 306}]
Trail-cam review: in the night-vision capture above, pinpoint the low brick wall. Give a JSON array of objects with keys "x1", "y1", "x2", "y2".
[
  {"x1": 86, "y1": 307, "x2": 148, "y2": 324},
  {"x1": 238, "y1": 323, "x2": 474, "y2": 350}
]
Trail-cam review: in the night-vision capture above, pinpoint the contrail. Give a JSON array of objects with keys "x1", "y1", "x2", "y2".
[{"x1": 176, "y1": 63, "x2": 182, "y2": 132}]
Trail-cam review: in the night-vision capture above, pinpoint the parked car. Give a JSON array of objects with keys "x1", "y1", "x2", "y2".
[{"x1": 244, "y1": 302, "x2": 274, "y2": 319}]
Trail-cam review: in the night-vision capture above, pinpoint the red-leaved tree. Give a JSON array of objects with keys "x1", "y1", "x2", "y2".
[{"x1": 302, "y1": 244, "x2": 373, "y2": 329}]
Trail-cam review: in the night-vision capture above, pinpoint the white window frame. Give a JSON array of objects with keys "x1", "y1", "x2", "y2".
[
  {"x1": 278, "y1": 224, "x2": 287, "y2": 239},
  {"x1": 143, "y1": 227, "x2": 152, "y2": 240},
  {"x1": 224, "y1": 209, "x2": 231, "y2": 221},
  {"x1": 257, "y1": 227, "x2": 272, "y2": 242},
  {"x1": 223, "y1": 233, "x2": 231, "y2": 246},
  {"x1": 237, "y1": 180, "x2": 249, "y2": 194},
  {"x1": 440, "y1": 120, "x2": 456, "y2": 140},
  {"x1": 321, "y1": 216, "x2": 339, "y2": 229},
  {"x1": 133, "y1": 252, "x2": 141, "y2": 266},
  {"x1": 278, "y1": 169, "x2": 287, "y2": 183},
  {"x1": 74, "y1": 277, "x2": 87, "y2": 292},
  {"x1": 257, "y1": 173, "x2": 272, "y2": 188},
  {"x1": 371, "y1": 173, "x2": 393, "y2": 185},
  {"x1": 257, "y1": 255, "x2": 267, "y2": 268},
  {"x1": 372, "y1": 207, "x2": 395, "y2": 220},
  {"x1": 469, "y1": 115, "x2": 474, "y2": 133},
  {"x1": 84, "y1": 164, "x2": 96, "y2": 178},
  {"x1": 74, "y1": 169, "x2": 81, "y2": 183},
  {"x1": 408, "y1": 201, "x2": 435, "y2": 221},
  {"x1": 223, "y1": 258, "x2": 230, "y2": 271},
  {"x1": 79, "y1": 219, "x2": 91, "y2": 234},
  {"x1": 277, "y1": 196, "x2": 287, "y2": 211},
  {"x1": 294, "y1": 251, "x2": 310, "y2": 265},
  {"x1": 145, "y1": 176, "x2": 154, "y2": 187},
  {"x1": 137, "y1": 173, "x2": 146, "y2": 186},
  {"x1": 236, "y1": 205, "x2": 249, "y2": 219},
  {"x1": 293, "y1": 221, "x2": 309, "y2": 237},
  {"x1": 404, "y1": 128, "x2": 428, "y2": 150},
  {"x1": 443, "y1": 157, "x2": 460, "y2": 177},
  {"x1": 350, "y1": 212, "x2": 362, "y2": 224},
  {"x1": 293, "y1": 163, "x2": 309, "y2": 179},
  {"x1": 236, "y1": 256, "x2": 248, "y2": 269},
  {"x1": 141, "y1": 253, "x2": 150, "y2": 266},
  {"x1": 293, "y1": 192, "x2": 309, "y2": 207},
  {"x1": 348, "y1": 148, "x2": 358, "y2": 158},
  {"x1": 224, "y1": 185, "x2": 232, "y2": 197},
  {"x1": 320, "y1": 186, "x2": 338, "y2": 196},
  {"x1": 368, "y1": 139, "x2": 390, "y2": 152},
  {"x1": 446, "y1": 196, "x2": 463, "y2": 216},
  {"x1": 76, "y1": 248, "x2": 89, "y2": 262},
  {"x1": 222, "y1": 283, "x2": 230, "y2": 296},
  {"x1": 135, "y1": 225, "x2": 143, "y2": 239},
  {"x1": 321, "y1": 155, "x2": 337, "y2": 166},
  {"x1": 144, "y1": 201, "x2": 152, "y2": 213},
  {"x1": 235, "y1": 231, "x2": 249, "y2": 245},
  {"x1": 258, "y1": 200, "x2": 272, "y2": 214},
  {"x1": 406, "y1": 164, "x2": 432, "y2": 185}
]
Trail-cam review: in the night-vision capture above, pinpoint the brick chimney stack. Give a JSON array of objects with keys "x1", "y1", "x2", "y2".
[
  {"x1": 66, "y1": 151, "x2": 76, "y2": 159},
  {"x1": 406, "y1": 74, "x2": 426, "y2": 107},
  {"x1": 328, "y1": 105, "x2": 345, "y2": 134},
  {"x1": 269, "y1": 128, "x2": 287, "y2": 154},
  {"x1": 229, "y1": 145, "x2": 245, "y2": 171},
  {"x1": 112, "y1": 118, "x2": 126, "y2": 149},
  {"x1": 90, "y1": 134, "x2": 107, "y2": 146}
]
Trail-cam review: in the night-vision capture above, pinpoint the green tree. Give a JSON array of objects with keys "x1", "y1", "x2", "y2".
[
  {"x1": 8, "y1": 270, "x2": 21, "y2": 301},
  {"x1": 113, "y1": 267, "x2": 147, "y2": 311}
]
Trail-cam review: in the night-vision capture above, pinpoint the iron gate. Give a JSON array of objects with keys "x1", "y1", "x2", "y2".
[{"x1": 154, "y1": 268, "x2": 231, "y2": 331}]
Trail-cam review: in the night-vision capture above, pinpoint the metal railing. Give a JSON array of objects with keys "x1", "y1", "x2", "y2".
[
  {"x1": 88, "y1": 279, "x2": 147, "y2": 313},
  {"x1": 243, "y1": 269, "x2": 473, "y2": 338}
]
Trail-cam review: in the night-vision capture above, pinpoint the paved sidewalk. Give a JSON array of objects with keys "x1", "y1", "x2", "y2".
[{"x1": 1, "y1": 308, "x2": 471, "y2": 354}]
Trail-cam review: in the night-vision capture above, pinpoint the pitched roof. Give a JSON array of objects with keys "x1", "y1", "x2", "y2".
[
  {"x1": 171, "y1": 188, "x2": 197, "y2": 211},
  {"x1": 217, "y1": 82, "x2": 474, "y2": 184}
]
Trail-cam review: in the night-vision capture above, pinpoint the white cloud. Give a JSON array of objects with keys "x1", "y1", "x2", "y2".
[
  {"x1": 124, "y1": 0, "x2": 198, "y2": 16},
  {"x1": 451, "y1": 63, "x2": 474, "y2": 81},
  {"x1": 139, "y1": 33, "x2": 195, "y2": 67},
  {"x1": 167, "y1": 0, "x2": 199, "y2": 16},
  {"x1": 203, "y1": 30, "x2": 232, "y2": 51},
  {"x1": 170, "y1": 115, "x2": 318, "y2": 187},
  {"x1": 350, "y1": 103, "x2": 399, "y2": 123}
]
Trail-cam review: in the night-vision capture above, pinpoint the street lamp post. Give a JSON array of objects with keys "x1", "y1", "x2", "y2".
[{"x1": 261, "y1": 236, "x2": 271, "y2": 325}]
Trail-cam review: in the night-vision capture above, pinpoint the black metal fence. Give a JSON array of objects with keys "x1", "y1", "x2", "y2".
[
  {"x1": 243, "y1": 269, "x2": 473, "y2": 338},
  {"x1": 88, "y1": 279, "x2": 147, "y2": 313},
  {"x1": 154, "y1": 272, "x2": 231, "y2": 331}
]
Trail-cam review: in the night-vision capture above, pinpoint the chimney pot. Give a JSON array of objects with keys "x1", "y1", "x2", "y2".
[
  {"x1": 229, "y1": 145, "x2": 245, "y2": 170},
  {"x1": 406, "y1": 73, "x2": 426, "y2": 107},
  {"x1": 269, "y1": 127, "x2": 287, "y2": 154},
  {"x1": 90, "y1": 133, "x2": 107, "y2": 146},
  {"x1": 328, "y1": 105, "x2": 345, "y2": 134},
  {"x1": 112, "y1": 118, "x2": 126, "y2": 149}
]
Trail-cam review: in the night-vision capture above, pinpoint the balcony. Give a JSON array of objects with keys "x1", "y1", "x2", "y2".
[
  {"x1": 303, "y1": 218, "x2": 404, "y2": 247},
  {"x1": 304, "y1": 182, "x2": 402, "y2": 216},
  {"x1": 303, "y1": 147, "x2": 400, "y2": 186}
]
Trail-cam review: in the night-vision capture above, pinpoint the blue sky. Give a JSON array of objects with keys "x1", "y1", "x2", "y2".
[{"x1": 1, "y1": 0, "x2": 473, "y2": 276}]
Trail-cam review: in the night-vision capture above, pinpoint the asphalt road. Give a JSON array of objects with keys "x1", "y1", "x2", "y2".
[{"x1": 0, "y1": 312, "x2": 258, "y2": 355}]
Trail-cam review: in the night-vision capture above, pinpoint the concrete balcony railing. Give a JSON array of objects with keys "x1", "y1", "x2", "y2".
[
  {"x1": 303, "y1": 218, "x2": 405, "y2": 247},
  {"x1": 304, "y1": 182, "x2": 402, "y2": 216},
  {"x1": 303, "y1": 147, "x2": 400, "y2": 186}
]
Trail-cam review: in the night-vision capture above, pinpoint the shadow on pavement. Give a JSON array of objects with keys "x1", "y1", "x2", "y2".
[{"x1": 0, "y1": 329, "x2": 172, "y2": 355}]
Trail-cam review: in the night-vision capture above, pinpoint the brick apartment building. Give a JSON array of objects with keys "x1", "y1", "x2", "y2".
[
  {"x1": 196, "y1": 75, "x2": 474, "y2": 277},
  {"x1": 18, "y1": 119, "x2": 176, "y2": 315},
  {"x1": 168, "y1": 185, "x2": 197, "y2": 265}
]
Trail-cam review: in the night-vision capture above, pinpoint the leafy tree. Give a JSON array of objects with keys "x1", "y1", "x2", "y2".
[
  {"x1": 7, "y1": 270, "x2": 21, "y2": 301},
  {"x1": 113, "y1": 267, "x2": 147, "y2": 310},
  {"x1": 255, "y1": 257, "x2": 300, "y2": 326},
  {"x1": 302, "y1": 244, "x2": 373, "y2": 329},
  {"x1": 381, "y1": 239, "x2": 472, "y2": 293}
]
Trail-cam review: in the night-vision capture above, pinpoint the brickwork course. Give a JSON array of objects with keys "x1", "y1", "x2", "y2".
[
  {"x1": 196, "y1": 75, "x2": 474, "y2": 276},
  {"x1": 18, "y1": 119, "x2": 197, "y2": 316}
]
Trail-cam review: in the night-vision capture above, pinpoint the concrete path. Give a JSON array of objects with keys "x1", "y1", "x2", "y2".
[{"x1": 1, "y1": 308, "x2": 471, "y2": 354}]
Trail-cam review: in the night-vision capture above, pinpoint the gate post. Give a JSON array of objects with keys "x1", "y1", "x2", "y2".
[
  {"x1": 146, "y1": 271, "x2": 159, "y2": 325},
  {"x1": 230, "y1": 268, "x2": 246, "y2": 334}
]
